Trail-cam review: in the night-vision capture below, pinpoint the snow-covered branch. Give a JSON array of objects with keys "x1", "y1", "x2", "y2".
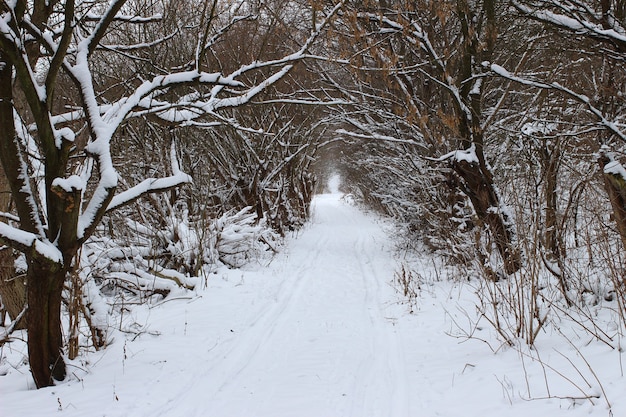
[
  {"x1": 0, "y1": 222, "x2": 62, "y2": 265},
  {"x1": 98, "y1": 30, "x2": 178, "y2": 52},
  {"x1": 84, "y1": 12, "x2": 163, "y2": 24},
  {"x1": 513, "y1": 1, "x2": 626, "y2": 50},
  {"x1": 487, "y1": 62, "x2": 626, "y2": 142},
  {"x1": 105, "y1": 142, "x2": 192, "y2": 213},
  {"x1": 105, "y1": 173, "x2": 192, "y2": 213},
  {"x1": 85, "y1": 0, "x2": 130, "y2": 56},
  {"x1": 335, "y1": 128, "x2": 417, "y2": 144}
]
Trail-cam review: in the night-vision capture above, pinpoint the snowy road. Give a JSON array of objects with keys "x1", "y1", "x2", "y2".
[
  {"x1": 3, "y1": 193, "x2": 622, "y2": 417},
  {"x1": 190, "y1": 193, "x2": 409, "y2": 416}
]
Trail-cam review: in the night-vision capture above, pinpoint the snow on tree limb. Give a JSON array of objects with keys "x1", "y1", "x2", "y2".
[
  {"x1": 105, "y1": 172, "x2": 192, "y2": 213},
  {"x1": 98, "y1": 30, "x2": 178, "y2": 52},
  {"x1": 0, "y1": 222, "x2": 63, "y2": 265},
  {"x1": 513, "y1": 1, "x2": 626, "y2": 49},
  {"x1": 105, "y1": 141, "x2": 192, "y2": 213},
  {"x1": 101, "y1": 70, "x2": 242, "y2": 126},
  {"x1": 84, "y1": 0, "x2": 130, "y2": 56},
  {"x1": 335, "y1": 129, "x2": 416, "y2": 144},
  {"x1": 2, "y1": 0, "x2": 347, "y2": 250},
  {"x1": 84, "y1": 12, "x2": 163, "y2": 24},
  {"x1": 436, "y1": 144, "x2": 480, "y2": 164},
  {"x1": 487, "y1": 62, "x2": 626, "y2": 141}
]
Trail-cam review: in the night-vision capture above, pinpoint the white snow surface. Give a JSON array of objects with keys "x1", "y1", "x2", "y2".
[
  {"x1": 52, "y1": 175, "x2": 85, "y2": 192},
  {"x1": 2, "y1": 193, "x2": 625, "y2": 416},
  {"x1": 604, "y1": 160, "x2": 626, "y2": 179}
]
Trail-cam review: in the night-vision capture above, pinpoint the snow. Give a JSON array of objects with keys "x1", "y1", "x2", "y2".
[
  {"x1": 328, "y1": 173, "x2": 341, "y2": 193},
  {"x1": 513, "y1": 2, "x2": 626, "y2": 44},
  {"x1": 521, "y1": 121, "x2": 557, "y2": 136},
  {"x1": 0, "y1": 222, "x2": 63, "y2": 264},
  {"x1": 2, "y1": 193, "x2": 626, "y2": 416},
  {"x1": 439, "y1": 143, "x2": 480, "y2": 164},
  {"x1": 105, "y1": 172, "x2": 193, "y2": 212},
  {"x1": 52, "y1": 175, "x2": 85, "y2": 193},
  {"x1": 604, "y1": 160, "x2": 626, "y2": 179},
  {"x1": 53, "y1": 127, "x2": 76, "y2": 148}
]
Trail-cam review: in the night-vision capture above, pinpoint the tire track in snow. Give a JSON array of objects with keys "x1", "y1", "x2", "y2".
[
  {"x1": 349, "y1": 222, "x2": 410, "y2": 417},
  {"x1": 145, "y1": 232, "x2": 331, "y2": 417},
  {"x1": 151, "y1": 194, "x2": 409, "y2": 416},
  {"x1": 200, "y1": 233, "x2": 331, "y2": 401},
  {"x1": 207, "y1": 234, "x2": 330, "y2": 394}
]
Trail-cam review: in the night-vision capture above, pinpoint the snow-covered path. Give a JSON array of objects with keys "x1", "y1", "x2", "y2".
[
  {"x1": 198, "y1": 193, "x2": 409, "y2": 416},
  {"x1": 3, "y1": 193, "x2": 624, "y2": 417},
  {"x1": 2, "y1": 193, "x2": 411, "y2": 417}
]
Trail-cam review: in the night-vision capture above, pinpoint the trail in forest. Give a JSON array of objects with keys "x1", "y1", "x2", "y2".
[
  {"x1": 4, "y1": 193, "x2": 616, "y2": 417},
  {"x1": 189, "y1": 193, "x2": 410, "y2": 417}
]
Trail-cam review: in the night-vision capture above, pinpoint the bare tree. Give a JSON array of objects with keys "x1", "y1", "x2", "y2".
[
  {"x1": 326, "y1": 0, "x2": 521, "y2": 274},
  {"x1": 502, "y1": 0, "x2": 626, "y2": 250},
  {"x1": 0, "y1": 0, "x2": 343, "y2": 388}
]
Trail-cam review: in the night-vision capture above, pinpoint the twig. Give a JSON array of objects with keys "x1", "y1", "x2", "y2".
[
  {"x1": 556, "y1": 327, "x2": 612, "y2": 410},
  {"x1": 0, "y1": 305, "x2": 27, "y2": 343}
]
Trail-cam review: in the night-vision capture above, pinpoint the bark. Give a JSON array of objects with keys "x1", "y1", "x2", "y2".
[
  {"x1": 598, "y1": 153, "x2": 626, "y2": 253},
  {"x1": 452, "y1": 158, "x2": 521, "y2": 275},
  {"x1": 543, "y1": 146, "x2": 563, "y2": 260},
  {"x1": 0, "y1": 251, "x2": 26, "y2": 329},
  {"x1": 0, "y1": 51, "x2": 26, "y2": 327},
  {"x1": 0, "y1": 163, "x2": 26, "y2": 328},
  {"x1": 27, "y1": 179, "x2": 82, "y2": 387},
  {"x1": 26, "y1": 260, "x2": 67, "y2": 387}
]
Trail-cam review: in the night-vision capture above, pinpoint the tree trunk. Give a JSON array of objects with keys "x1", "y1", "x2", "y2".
[
  {"x1": 0, "y1": 55, "x2": 27, "y2": 328},
  {"x1": 598, "y1": 153, "x2": 626, "y2": 252},
  {"x1": 0, "y1": 163, "x2": 26, "y2": 328},
  {"x1": 0, "y1": 252, "x2": 26, "y2": 329},
  {"x1": 26, "y1": 260, "x2": 67, "y2": 388},
  {"x1": 452, "y1": 158, "x2": 521, "y2": 275},
  {"x1": 540, "y1": 140, "x2": 571, "y2": 305},
  {"x1": 543, "y1": 148, "x2": 563, "y2": 260},
  {"x1": 451, "y1": 0, "x2": 520, "y2": 275}
]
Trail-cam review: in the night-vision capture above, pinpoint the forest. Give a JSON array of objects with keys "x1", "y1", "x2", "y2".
[{"x1": 0, "y1": 0, "x2": 625, "y2": 410}]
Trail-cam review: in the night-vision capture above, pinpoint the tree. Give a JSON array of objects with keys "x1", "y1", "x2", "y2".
[
  {"x1": 326, "y1": 0, "x2": 521, "y2": 274},
  {"x1": 0, "y1": 0, "x2": 343, "y2": 388},
  {"x1": 503, "y1": 0, "x2": 626, "y2": 251},
  {"x1": 0, "y1": 166, "x2": 25, "y2": 330}
]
